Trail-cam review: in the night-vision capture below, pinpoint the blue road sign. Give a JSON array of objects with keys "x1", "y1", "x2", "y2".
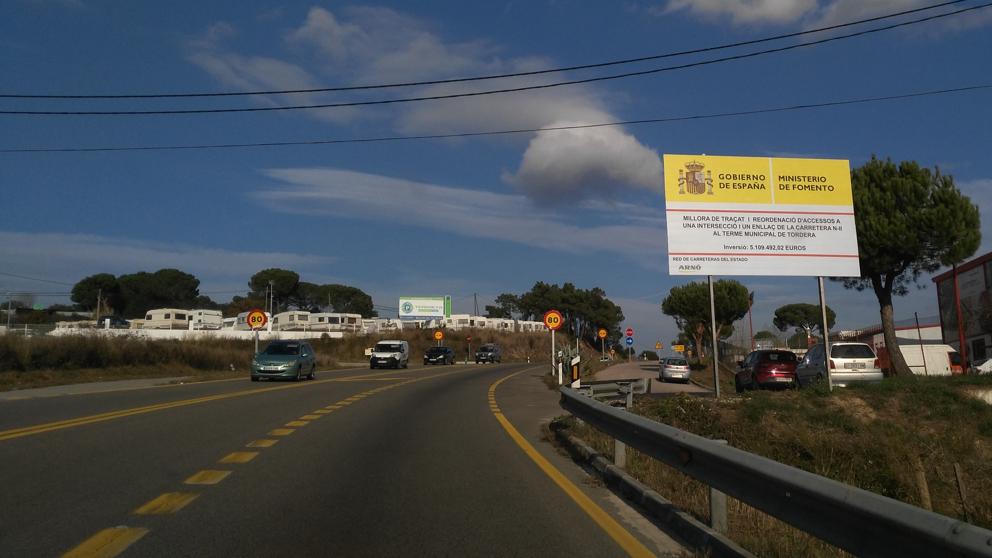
[{"x1": 625, "y1": 336, "x2": 634, "y2": 346}]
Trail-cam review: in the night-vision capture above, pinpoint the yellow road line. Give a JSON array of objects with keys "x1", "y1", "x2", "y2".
[
  {"x1": 184, "y1": 470, "x2": 231, "y2": 485},
  {"x1": 62, "y1": 526, "x2": 149, "y2": 558},
  {"x1": 268, "y1": 428, "x2": 295, "y2": 436},
  {"x1": 218, "y1": 451, "x2": 258, "y2": 464},
  {"x1": 134, "y1": 492, "x2": 199, "y2": 515},
  {"x1": 488, "y1": 370, "x2": 654, "y2": 558},
  {"x1": 299, "y1": 414, "x2": 322, "y2": 420},
  {"x1": 247, "y1": 439, "x2": 278, "y2": 448},
  {"x1": 313, "y1": 409, "x2": 332, "y2": 414},
  {"x1": 0, "y1": 366, "x2": 459, "y2": 443},
  {"x1": 285, "y1": 420, "x2": 308, "y2": 427}
]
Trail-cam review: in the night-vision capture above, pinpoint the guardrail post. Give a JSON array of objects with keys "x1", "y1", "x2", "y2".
[
  {"x1": 709, "y1": 439, "x2": 728, "y2": 533},
  {"x1": 614, "y1": 386, "x2": 634, "y2": 468}
]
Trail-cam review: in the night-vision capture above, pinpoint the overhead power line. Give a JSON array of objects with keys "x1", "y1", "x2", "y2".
[
  {"x1": 0, "y1": 0, "x2": 968, "y2": 100},
  {"x1": 1, "y1": 2, "x2": 988, "y2": 116},
  {"x1": 0, "y1": 271, "x2": 75, "y2": 286},
  {"x1": 3, "y1": 84, "x2": 988, "y2": 154}
]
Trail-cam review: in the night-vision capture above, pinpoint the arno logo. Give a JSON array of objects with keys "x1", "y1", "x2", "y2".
[
  {"x1": 401, "y1": 302, "x2": 414, "y2": 314},
  {"x1": 679, "y1": 264, "x2": 702, "y2": 271}
]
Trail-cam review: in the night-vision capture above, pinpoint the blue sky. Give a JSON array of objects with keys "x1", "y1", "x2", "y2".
[{"x1": 2, "y1": 0, "x2": 991, "y2": 350}]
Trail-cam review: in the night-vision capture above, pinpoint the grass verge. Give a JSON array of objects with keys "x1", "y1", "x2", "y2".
[{"x1": 561, "y1": 374, "x2": 992, "y2": 557}]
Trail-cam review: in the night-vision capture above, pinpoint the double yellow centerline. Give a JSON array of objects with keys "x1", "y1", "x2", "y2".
[
  {"x1": 61, "y1": 365, "x2": 476, "y2": 557},
  {"x1": 0, "y1": 367, "x2": 457, "y2": 442}
]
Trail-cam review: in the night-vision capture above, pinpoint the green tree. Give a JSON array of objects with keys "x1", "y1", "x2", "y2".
[
  {"x1": 248, "y1": 268, "x2": 300, "y2": 312},
  {"x1": 773, "y1": 303, "x2": 836, "y2": 346},
  {"x1": 118, "y1": 269, "x2": 200, "y2": 318},
  {"x1": 489, "y1": 293, "x2": 521, "y2": 318},
  {"x1": 661, "y1": 280, "x2": 750, "y2": 361},
  {"x1": 835, "y1": 157, "x2": 980, "y2": 376},
  {"x1": 71, "y1": 273, "x2": 122, "y2": 314},
  {"x1": 515, "y1": 282, "x2": 624, "y2": 344},
  {"x1": 753, "y1": 330, "x2": 781, "y2": 347}
]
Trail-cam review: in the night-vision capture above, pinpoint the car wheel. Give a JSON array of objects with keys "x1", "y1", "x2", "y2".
[
  {"x1": 307, "y1": 366, "x2": 315, "y2": 381},
  {"x1": 251, "y1": 376, "x2": 259, "y2": 382},
  {"x1": 370, "y1": 363, "x2": 376, "y2": 369},
  {"x1": 295, "y1": 367, "x2": 302, "y2": 382},
  {"x1": 749, "y1": 374, "x2": 759, "y2": 391},
  {"x1": 734, "y1": 376, "x2": 743, "y2": 394}
]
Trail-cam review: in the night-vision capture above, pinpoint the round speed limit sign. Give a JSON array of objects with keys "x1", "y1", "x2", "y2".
[
  {"x1": 246, "y1": 308, "x2": 268, "y2": 330},
  {"x1": 543, "y1": 309, "x2": 563, "y2": 331},
  {"x1": 433, "y1": 330, "x2": 444, "y2": 341}
]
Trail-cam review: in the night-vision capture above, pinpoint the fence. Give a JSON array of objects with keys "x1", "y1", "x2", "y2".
[{"x1": 559, "y1": 387, "x2": 992, "y2": 558}]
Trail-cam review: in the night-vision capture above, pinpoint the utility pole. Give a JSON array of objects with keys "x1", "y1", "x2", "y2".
[
  {"x1": 95, "y1": 288, "x2": 102, "y2": 322},
  {"x1": 473, "y1": 293, "x2": 479, "y2": 316}
]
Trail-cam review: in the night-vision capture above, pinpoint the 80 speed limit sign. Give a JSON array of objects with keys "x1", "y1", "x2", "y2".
[
  {"x1": 246, "y1": 308, "x2": 268, "y2": 330},
  {"x1": 543, "y1": 309, "x2": 563, "y2": 331}
]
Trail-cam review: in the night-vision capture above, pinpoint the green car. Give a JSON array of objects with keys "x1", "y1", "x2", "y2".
[{"x1": 251, "y1": 340, "x2": 317, "y2": 382}]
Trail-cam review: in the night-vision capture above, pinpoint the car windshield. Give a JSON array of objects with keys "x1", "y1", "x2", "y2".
[
  {"x1": 427, "y1": 347, "x2": 446, "y2": 355},
  {"x1": 264, "y1": 343, "x2": 300, "y2": 355},
  {"x1": 376, "y1": 343, "x2": 403, "y2": 352},
  {"x1": 668, "y1": 359, "x2": 688, "y2": 366},
  {"x1": 761, "y1": 351, "x2": 796, "y2": 362},
  {"x1": 480, "y1": 345, "x2": 495, "y2": 351},
  {"x1": 830, "y1": 344, "x2": 875, "y2": 359}
]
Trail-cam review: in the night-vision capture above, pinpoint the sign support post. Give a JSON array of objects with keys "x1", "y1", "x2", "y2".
[
  {"x1": 708, "y1": 275, "x2": 721, "y2": 399},
  {"x1": 543, "y1": 310, "x2": 564, "y2": 378},
  {"x1": 818, "y1": 276, "x2": 833, "y2": 391}
]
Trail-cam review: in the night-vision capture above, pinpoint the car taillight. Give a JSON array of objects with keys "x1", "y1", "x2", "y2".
[{"x1": 829, "y1": 359, "x2": 836, "y2": 370}]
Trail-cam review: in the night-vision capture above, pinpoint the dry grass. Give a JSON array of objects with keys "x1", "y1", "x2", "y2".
[
  {"x1": 0, "y1": 328, "x2": 573, "y2": 391},
  {"x1": 564, "y1": 374, "x2": 992, "y2": 557}
]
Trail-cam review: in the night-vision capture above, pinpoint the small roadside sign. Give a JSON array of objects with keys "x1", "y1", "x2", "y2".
[
  {"x1": 246, "y1": 308, "x2": 268, "y2": 330},
  {"x1": 433, "y1": 330, "x2": 444, "y2": 341},
  {"x1": 597, "y1": 328, "x2": 608, "y2": 339},
  {"x1": 625, "y1": 337, "x2": 634, "y2": 346},
  {"x1": 625, "y1": 327, "x2": 634, "y2": 337},
  {"x1": 655, "y1": 342, "x2": 662, "y2": 350},
  {"x1": 543, "y1": 309, "x2": 564, "y2": 331},
  {"x1": 673, "y1": 344, "x2": 685, "y2": 353}
]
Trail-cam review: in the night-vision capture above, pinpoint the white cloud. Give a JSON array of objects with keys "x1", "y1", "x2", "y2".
[
  {"x1": 187, "y1": 8, "x2": 663, "y2": 204},
  {"x1": 503, "y1": 121, "x2": 663, "y2": 204},
  {"x1": 254, "y1": 167, "x2": 667, "y2": 264},
  {"x1": 661, "y1": 0, "x2": 817, "y2": 25},
  {"x1": 0, "y1": 231, "x2": 332, "y2": 296}
]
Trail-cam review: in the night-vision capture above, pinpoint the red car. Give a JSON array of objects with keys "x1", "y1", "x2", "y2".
[{"x1": 735, "y1": 350, "x2": 798, "y2": 392}]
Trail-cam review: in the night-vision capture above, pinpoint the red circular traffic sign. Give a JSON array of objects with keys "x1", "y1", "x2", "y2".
[
  {"x1": 543, "y1": 310, "x2": 564, "y2": 331},
  {"x1": 246, "y1": 308, "x2": 268, "y2": 330},
  {"x1": 625, "y1": 327, "x2": 634, "y2": 337},
  {"x1": 433, "y1": 330, "x2": 444, "y2": 341},
  {"x1": 466, "y1": 336, "x2": 472, "y2": 342}
]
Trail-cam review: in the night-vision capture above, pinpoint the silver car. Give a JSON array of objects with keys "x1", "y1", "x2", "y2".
[
  {"x1": 659, "y1": 357, "x2": 691, "y2": 383},
  {"x1": 797, "y1": 342, "x2": 883, "y2": 387}
]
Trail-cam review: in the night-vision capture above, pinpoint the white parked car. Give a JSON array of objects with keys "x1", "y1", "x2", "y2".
[
  {"x1": 659, "y1": 357, "x2": 691, "y2": 383},
  {"x1": 797, "y1": 342, "x2": 883, "y2": 387}
]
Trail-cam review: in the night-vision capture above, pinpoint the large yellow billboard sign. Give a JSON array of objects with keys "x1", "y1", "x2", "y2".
[{"x1": 663, "y1": 154, "x2": 861, "y2": 277}]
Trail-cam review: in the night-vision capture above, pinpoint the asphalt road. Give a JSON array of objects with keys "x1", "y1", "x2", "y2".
[{"x1": 0, "y1": 363, "x2": 686, "y2": 557}]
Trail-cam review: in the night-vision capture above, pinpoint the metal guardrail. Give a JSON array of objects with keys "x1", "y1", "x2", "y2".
[
  {"x1": 560, "y1": 387, "x2": 992, "y2": 558},
  {"x1": 574, "y1": 378, "x2": 650, "y2": 400}
]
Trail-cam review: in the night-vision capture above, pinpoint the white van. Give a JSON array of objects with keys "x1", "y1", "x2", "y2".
[
  {"x1": 898, "y1": 344, "x2": 964, "y2": 376},
  {"x1": 143, "y1": 308, "x2": 192, "y2": 330},
  {"x1": 189, "y1": 309, "x2": 223, "y2": 330},
  {"x1": 370, "y1": 340, "x2": 409, "y2": 369}
]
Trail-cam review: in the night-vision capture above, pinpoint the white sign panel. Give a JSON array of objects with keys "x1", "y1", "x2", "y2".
[
  {"x1": 398, "y1": 296, "x2": 451, "y2": 319},
  {"x1": 664, "y1": 154, "x2": 861, "y2": 277}
]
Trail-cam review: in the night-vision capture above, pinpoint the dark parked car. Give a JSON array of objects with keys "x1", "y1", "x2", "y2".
[
  {"x1": 475, "y1": 343, "x2": 502, "y2": 364},
  {"x1": 424, "y1": 346, "x2": 455, "y2": 365},
  {"x1": 96, "y1": 315, "x2": 129, "y2": 329},
  {"x1": 251, "y1": 340, "x2": 316, "y2": 382},
  {"x1": 735, "y1": 350, "x2": 798, "y2": 393}
]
